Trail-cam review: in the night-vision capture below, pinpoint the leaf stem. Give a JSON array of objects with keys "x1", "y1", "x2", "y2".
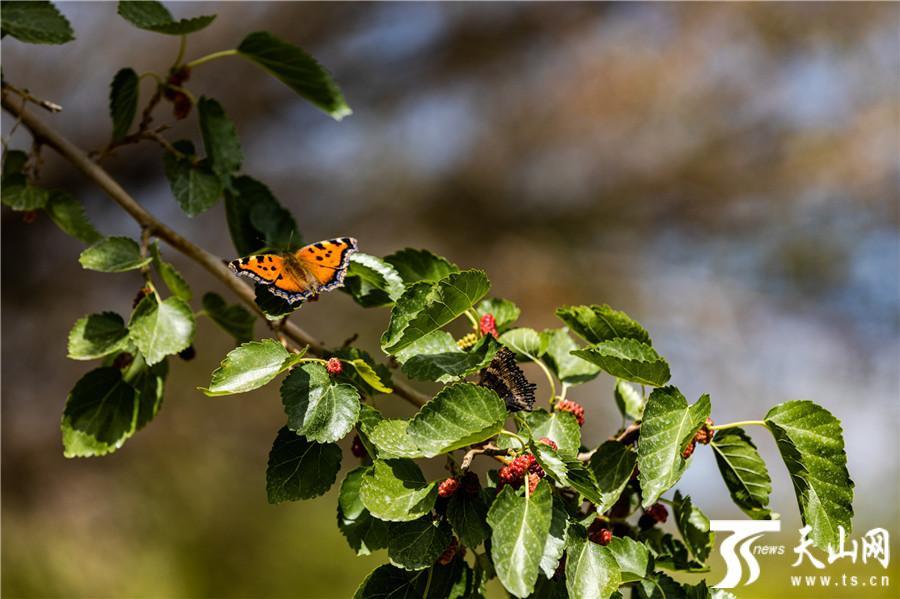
[
  {"x1": 532, "y1": 356, "x2": 557, "y2": 405},
  {"x1": 185, "y1": 49, "x2": 239, "y2": 70},
  {"x1": 174, "y1": 35, "x2": 187, "y2": 68},
  {"x1": 708, "y1": 420, "x2": 766, "y2": 431},
  {"x1": 463, "y1": 308, "x2": 479, "y2": 329}
]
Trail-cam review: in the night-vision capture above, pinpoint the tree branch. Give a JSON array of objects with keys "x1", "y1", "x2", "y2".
[{"x1": 1, "y1": 86, "x2": 429, "y2": 408}]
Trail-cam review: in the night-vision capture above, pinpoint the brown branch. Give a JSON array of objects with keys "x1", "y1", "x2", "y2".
[
  {"x1": 1, "y1": 87, "x2": 430, "y2": 408},
  {"x1": 460, "y1": 444, "x2": 509, "y2": 469}
]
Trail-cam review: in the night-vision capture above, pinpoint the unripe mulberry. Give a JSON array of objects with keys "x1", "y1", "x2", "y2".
[
  {"x1": 438, "y1": 477, "x2": 460, "y2": 498},
  {"x1": 437, "y1": 537, "x2": 459, "y2": 565},
  {"x1": 326, "y1": 357, "x2": 343, "y2": 376},
  {"x1": 555, "y1": 399, "x2": 585, "y2": 426},
  {"x1": 527, "y1": 473, "x2": 540, "y2": 495},
  {"x1": 681, "y1": 440, "x2": 696, "y2": 459},
  {"x1": 538, "y1": 437, "x2": 558, "y2": 451},
  {"x1": 694, "y1": 417, "x2": 715, "y2": 445},
  {"x1": 457, "y1": 332, "x2": 478, "y2": 350},
  {"x1": 646, "y1": 502, "x2": 668, "y2": 524},
  {"x1": 479, "y1": 313, "x2": 498, "y2": 337}
]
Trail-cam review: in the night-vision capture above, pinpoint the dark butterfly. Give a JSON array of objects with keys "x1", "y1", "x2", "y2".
[{"x1": 478, "y1": 347, "x2": 536, "y2": 412}]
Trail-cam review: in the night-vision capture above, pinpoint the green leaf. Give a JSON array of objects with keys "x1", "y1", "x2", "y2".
[
  {"x1": 150, "y1": 243, "x2": 191, "y2": 301},
  {"x1": 765, "y1": 400, "x2": 854, "y2": 550},
  {"x1": 637, "y1": 387, "x2": 711, "y2": 506},
  {"x1": 3, "y1": 150, "x2": 28, "y2": 176},
  {"x1": 572, "y1": 338, "x2": 670, "y2": 387},
  {"x1": 61, "y1": 367, "x2": 137, "y2": 457},
  {"x1": 539, "y1": 498, "x2": 569, "y2": 579},
  {"x1": 381, "y1": 270, "x2": 490, "y2": 354},
  {"x1": 116, "y1": 0, "x2": 215, "y2": 35},
  {"x1": 281, "y1": 363, "x2": 360, "y2": 443},
  {"x1": 343, "y1": 252, "x2": 405, "y2": 307},
  {"x1": 1, "y1": 0, "x2": 74, "y2": 44},
  {"x1": 607, "y1": 536, "x2": 650, "y2": 583},
  {"x1": 132, "y1": 358, "x2": 167, "y2": 430},
  {"x1": 68, "y1": 312, "x2": 130, "y2": 360},
  {"x1": 710, "y1": 427, "x2": 772, "y2": 519},
  {"x1": 563, "y1": 459, "x2": 606, "y2": 506},
  {"x1": 401, "y1": 335, "x2": 499, "y2": 383},
  {"x1": 525, "y1": 410, "x2": 582, "y2": 457},
  {"x1": 236, "y1": 31, "x2": 350, "y2": 120},
  {"x1": 499, "y1": 327, "x2": 547, "y2": 359},
  {"x1": 201, "y1": 338, "x2": 303, "y2": 396},
  {"x1": 201, "y1": 292, "x2": 255, "y2": 343},
  {"x1": 198, "y1": 97, "x2": 242, "y2": 181},
  {"x1": 266, "y1": 426, "x2": 341, "y2": 503},
  {"x1": 354, "y1": 564, "x2": 427, "y2": 599},
  {"x1": 476, "y1": 297, "x2": 520, "y2": 331},
  {"x1": 348, "y1": 359, "x2": 393, "y2": 393},
  {"x1": 487, "y1": 481, "x2": 553, "y2": 598},
  {"x1": 79, "y1": 236, "x2": 151, "y2": 272},
  {"x1": 162, "y1": 140, "x2": 223, "y2": 217},
  {"x1": 360, "y1": 459, "x2": 437, "y2": 522},
  {"x1": 384, "y1": 248, "x2": 459, "y2": 284},
  {"x1": 338, "y1": 466, "x2": 389, "y2": 556},
  {"x1": 224, "y1": 176, "x2": 299, "y2": 255},
  {"x1": 388, "y1": 517, "x2": 453, "y2": 571},
  {"x1": 588, "y1": 441, "x2": 638, "y2": 512},
  {"x1": 0, "y1": 174, "x2": 49, "y2": 211},
  {"x1": 615, "y1": 379, "x2": 644, "y2": 420},
  {"x1": 128, "y1": 295, "x2": 195, "y2": 366},
  {"x1": 355, "y1": 403, "x2": 384, "y2": 459},
  {"x1": 109, "y1": 68, "x2": 138, "y2": 141},
  {"x1": 45, "y1": 191, "x2": 102, "y2": 244},
  {"x1": 407, "y1": 383, "x2": 506, "y2": 457},
  {"x1": 366, "y1": 419, "x2": 425, "y2": 459},
  {"x1": 447, "y1": 490, "x2": 490, "y2": 549},
  {"x1": 565, "y1": 525, "x2": 622, "y2": 599},
  {"x1": 556, "y1": 304, "x2": 650, "y2": 345},
  {"x1": 672, "y1": 491, "x2": 714, "y2": 562},
  {"x1": 542, "y1": 328, "x2": 601, "y2": 384}
]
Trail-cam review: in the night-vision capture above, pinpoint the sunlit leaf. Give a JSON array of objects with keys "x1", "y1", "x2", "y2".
[
  {"x1": 201, "y1": 338, "x2": 303, "y2": 396},
  {"x1": 710, "y1": 427, "x2": 772, "y2": 519},
  {"x1": 79, "y1": 236, "x2": 151, "y2": 272},
  {"x1": 637, "y1": 387, "x2": 710, "y2": 506},
  {"x1": 572, "y1": 338, "x2": 670, "y2": 387},
  {"x1": 765, "y1": 400, "x2": 853, "y2": 550},
  {"x1": 128, "y1": 295, "x2": 195, "y2": 366},
  {"x1": 360, "y1": 459, "x2": 437, "y2": 522},
  {"x1": 556, "y1": 304, "x2": 650, "y2": 345},
  {"x1": 281, "y1": 363, "x2": 360, "y2": 443},
  {"x1": 408, "y1": 383, "x2": 506, "y2": 457}
]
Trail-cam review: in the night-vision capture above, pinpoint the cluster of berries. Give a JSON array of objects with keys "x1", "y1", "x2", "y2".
[
  {"x1": 638, "y1": 502, "x2": 669, "y2": 530},
  {"x1": 479, "y1": 313, "x2": 498, "y2": 338},
  {"x1": 555, "y1": 399, "x2": 585, "y2": 426},
  {"x1": 437, "y1": 471, "x2": 482, "y2": 499},
  {"x1": 682, "y1": 417, "x2": 715, "y2": 459},
  {"x1": 498, "y1": 453, "x2": 545, "y2": 494},
  {"x1": 164, "y1": 66, "x2": 192, "y2": 120}
]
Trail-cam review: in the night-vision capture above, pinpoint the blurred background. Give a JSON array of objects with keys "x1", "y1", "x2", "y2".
[{"x1": 2, "y1": 2, "x2": 898, "y2": 597}]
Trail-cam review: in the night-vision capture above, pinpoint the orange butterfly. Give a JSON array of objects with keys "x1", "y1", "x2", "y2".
[{"x1": 229, "y1": 237, "x2": 358, "y2": 304}]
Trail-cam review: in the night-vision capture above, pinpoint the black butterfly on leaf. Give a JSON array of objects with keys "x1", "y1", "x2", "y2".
[{"x1": 478, "y1": 347, "x2": 536, "y2": 412}]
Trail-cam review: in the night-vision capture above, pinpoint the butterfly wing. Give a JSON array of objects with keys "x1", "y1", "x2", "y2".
[
  {"x1": 228, "y1": 254, "x2": 314, "y2": 304},
  {"x1": 293, "y1": 237, "x2": 358, "y2": 292},
  {"x1": 479, "y1": 347, "x2": 536, "y2": 412}
]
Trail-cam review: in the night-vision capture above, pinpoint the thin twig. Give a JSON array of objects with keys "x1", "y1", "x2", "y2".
[
  {"x1": 460, "y1": 444, "x2": 509, "y2": 470},
  {"x1": 1, "y1": 88, "x2": 431, "y2": 409}
]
